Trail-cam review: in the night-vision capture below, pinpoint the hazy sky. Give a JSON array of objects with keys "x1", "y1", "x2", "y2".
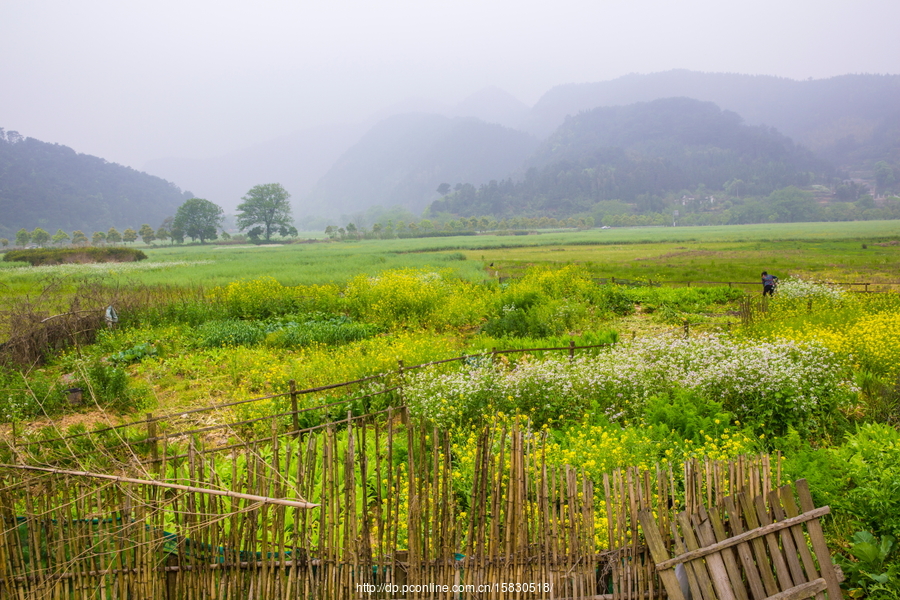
[{"x1": 2, "y1": 0, "x2": 898, "y2": 171}]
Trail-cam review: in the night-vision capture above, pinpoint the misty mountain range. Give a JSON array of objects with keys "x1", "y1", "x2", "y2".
[
  {"x1": 146, "y1": 70, "x2": 900, "y2": 219},
  {"x1": 3, "y1": 70, "x2": 899, "y2": 236}
]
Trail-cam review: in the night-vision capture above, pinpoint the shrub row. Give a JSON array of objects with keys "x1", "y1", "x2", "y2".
[{"x1": 4, "y1": 247, "x2": 148, "y2": 265}]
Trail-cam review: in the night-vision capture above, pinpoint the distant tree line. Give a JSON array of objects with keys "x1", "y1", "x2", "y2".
[
  {"x1": 1, "y1": 183, "x2": 298, "y2": 249},
  {"x1": 323, "y1": 215, "x2": 595, "y2": 241}
]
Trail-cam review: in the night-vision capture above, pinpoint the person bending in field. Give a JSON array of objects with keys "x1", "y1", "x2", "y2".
[{"x1": 761, "y1": 271, "x2": 778, "y2": 296}]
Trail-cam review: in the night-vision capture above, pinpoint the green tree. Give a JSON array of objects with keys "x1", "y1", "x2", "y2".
[
  {"x1": 155, "y1": 227, "x2": 170, "y2": 244},
  {"x1": 107, "y1": 227, "x2": 122, "y2": 244},
  {"x1": 0, "y1": 238, "x2": 8, "y2": 248},
  {"x1": 52, "y1": 228, "x2": 70, "y2": 246},
  {"x1": 139, "y1": 224, "x2": 156, "y2": 245},
  {"x1": 31, "y1": 227, "x2": 51, "y2": 247},
  {"x1": 236, "y1": 183, "x2": 296, "y2": 242},
  {"x1": 15, "y1": 228, "x2": 30, "y2": 247},
  {"x1": 173, "y1": 198, "x2": 223, "y2": 243},
  {"x1": 122, "y1": 227, "x2": 138, "y2": 244},
  {"x1": 71, "y1": 230, "x2": 88, "y2": 246},
  {"x1": 92, "y1": 231, "x2": 106, "y2": 245},
  {"x1": 875, "y1": 161, "x2": 896, "y2": 194}
]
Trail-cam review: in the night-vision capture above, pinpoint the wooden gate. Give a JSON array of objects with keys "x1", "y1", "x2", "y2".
[{"x1": 639, "y1": 479, "x2": 842, "y2": 600}]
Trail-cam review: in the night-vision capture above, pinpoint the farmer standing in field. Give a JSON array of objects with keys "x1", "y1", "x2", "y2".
[{"x1": 761, "y1": 271, "x2": 778, "y2": 296}]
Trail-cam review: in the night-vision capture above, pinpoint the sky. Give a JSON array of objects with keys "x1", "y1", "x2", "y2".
[{"x1": 2, "y1": 0, "x2": 899, "y2": 172}]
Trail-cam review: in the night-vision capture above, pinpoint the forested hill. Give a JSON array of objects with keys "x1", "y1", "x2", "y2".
[
  {"x1": 428, "y1": 98, "x2": 831, "y2": 218},
  {"x1": 0, "y1": 129, "x2": 191, "y2": 237},
  {"x1": 520, "y1": 71, "x2": 900, "y2": 173}
]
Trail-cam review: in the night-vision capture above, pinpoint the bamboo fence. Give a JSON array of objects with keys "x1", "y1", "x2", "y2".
[{"x1": 0, "y1": 411, "x2": 782, "y2": 600}]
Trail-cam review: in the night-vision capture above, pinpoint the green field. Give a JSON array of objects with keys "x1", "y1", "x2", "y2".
[
  {"x1": 3, "y1": 220, "x2": 900, "y2": 595},
  {"x1": 2, "y1": 220, "x2": 899, "y2": 293}
]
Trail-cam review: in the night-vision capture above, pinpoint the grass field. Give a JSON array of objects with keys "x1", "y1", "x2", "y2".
[
  {"x1": 1, "y1": 221, "x2": 899, "y2": 294},
  {"x1": 3, "y1": 221, "x2": 900, "y2": 594}
]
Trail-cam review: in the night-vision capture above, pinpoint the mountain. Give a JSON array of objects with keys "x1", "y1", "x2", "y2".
[
  {"x1": 520, "y1": 71, "x2": 900, "y2": 171},
  {"x1": 451, "y1": 86, "x2": 530, "y2": 129},
  {"x1": 143, "y1": 122, "x2": 367, "y2": 213},
  {"x1": 0, "y1": 129, "x2": 190, "y2": 238},
  {"x1": 143, "y1": 88, "x2": 532, "y2": 217},
  {"x1": 428, "y1": 97, "x2": 830, "y2": 218},
  {"x1": 308, "y1": 114, "x2": 540, "y2": 216}
]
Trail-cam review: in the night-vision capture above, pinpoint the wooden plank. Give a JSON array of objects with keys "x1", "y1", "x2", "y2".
[
  {"x1": 778, "y1": 486, "x2": 821, "y2": 584},
  {"x1": 689, "y1": 514, "x2": 737, "y2": 600},
  {"x1": 725, "y1": 494, "x2": 779, "y2": 598},
  {"x1": 767, "y1": 489, "x2": 807, "y2": 585},
  {"x1": 795, "y1": 481, "x2": 842, "y2": 600},
  {"x1": 751, "y1": 493, "x2": 795, "y2": 590},
  {"x1": 675, "y1": 512, "x2": 718, "y2": 600},
  {"x1": 764, "y1": 579, "x2": 826, "y2": 600},
  {"x1": 654, "y1": 506, "x2": 829, "y2": 571},
  {"x1": 697, "y1": 509, "x2": 748, "y2": 600},
  {"x1": 636, "y1": 510, "x2": 686, "y2": 600},
  {"x1": 714, "y1": 498, "x2": 766, "y2": 600}
]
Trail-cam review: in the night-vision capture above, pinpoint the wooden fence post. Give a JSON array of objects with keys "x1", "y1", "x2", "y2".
[
  {"x1": 147, "y1": 413, "x2": 158, "y2": 466},
  {"x1": 684, "y1": 320, "x2": 690, "y2": 337},
  {"x1": 289, "y1": 379, "x2": 299, "y2": 435},
  {"x1": 165, "y1": 553, "x2": 178, "y2": 600},
  {"x1": 397, "y1": 360, "x2": 405, "y2": 407}
]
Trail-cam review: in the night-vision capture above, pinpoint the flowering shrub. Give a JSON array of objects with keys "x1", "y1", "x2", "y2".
[
  {"x1": 774, "y1": 277, "x2": 845, "y2": 303},
  {"x1": 777, "y1": 311, "x2": 900, "y2": 381},
  {"x1": 345, "y1": 269, "x2": 489, "y2": 329},
  {"x1": 482, "y1": 266, "x2": 630, "y2": 337},
  {"x1": 407, "y1": 334, "x2": 854, "y2": 437},
  {"x1": 208, "y1": 277, "x2": 314, "y2": 319}
]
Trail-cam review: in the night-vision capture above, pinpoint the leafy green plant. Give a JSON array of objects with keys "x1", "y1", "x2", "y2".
[
  {"x1": 642, "y1": 390, "x2": 735, "y2": 442},
  {"x1": 197, "y1": 320, "x2": 267, "y2": 347},
  {"x1": 109, "y1": 342, "x2": 157, "y2": 364},
  {"x1": 0, "y1": 367, "x2": 64, "y2": 422},
  {"x1": 84, "y1": 362, "x2": 149, "y2": 412},
  {"x1": 837, "y1": 531, "x2": 900, "y2": 598},
  {"x1": 265, "y1": 317, "x2": 381, "y2": 347}
]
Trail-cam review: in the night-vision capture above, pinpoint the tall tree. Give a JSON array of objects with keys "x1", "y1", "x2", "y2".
[
  {"x1": 15, "y1": 228, "x2": 31, "y2": 247},
  {"x1": 173, "y1": 198, "x2": 223, "y2": 243},
  {"x1": 236, "y1": 183, "x2": 296, "y2": 242},
  {"x1": 52, "y1": 228, "x2": 70, "y2": 245},
  {"x1": 31, "y1": 227, "x2": 51, "y2": 247},
  {"x1": 107, "y1": 227, "x2": 122, "y2": 244},
  {"x1": 92, "y1": 231, "x2": 106, "y2": 245},
  {"x1": 122, "y1": 227, "x2": 138, "y2": 244},
  {"x1": 71, "y1": 230, "x2": 88, "y2": 246},
  {"x1": 139, "y1": 224, "x2": 156, "y2": 245}
]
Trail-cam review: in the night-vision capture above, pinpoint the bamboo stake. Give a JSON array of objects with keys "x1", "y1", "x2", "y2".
[{"x1": 0, "y1": 465, "x2": 318, "y2": 510}]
